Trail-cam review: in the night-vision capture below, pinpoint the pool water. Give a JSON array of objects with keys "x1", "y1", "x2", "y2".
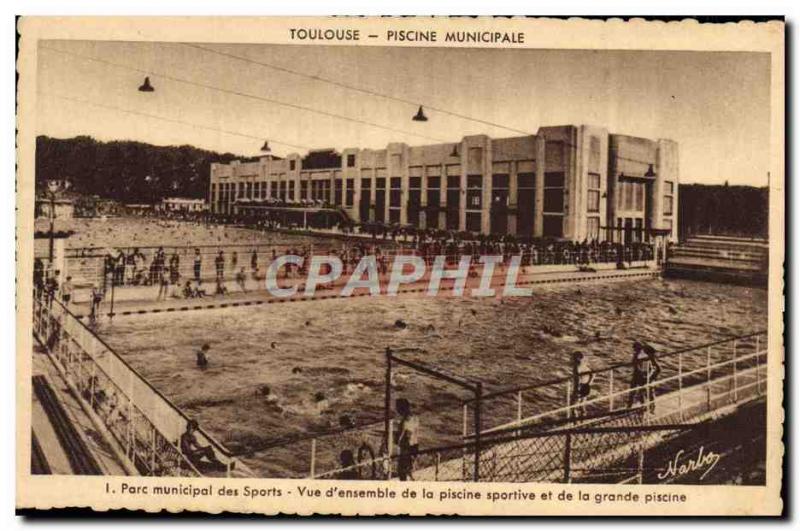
[{"x1": 97, "y1": 276, "x2": 767, "y2": 477}]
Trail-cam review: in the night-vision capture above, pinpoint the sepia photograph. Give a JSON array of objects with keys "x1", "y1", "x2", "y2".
[{"x1": 15, "y1": 16, "x2": 784, "y2": 516}]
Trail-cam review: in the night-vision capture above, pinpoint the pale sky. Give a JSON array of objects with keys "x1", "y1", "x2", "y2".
[{"x1": 36, "y1": 41, "x2": 771, "y2": 186}]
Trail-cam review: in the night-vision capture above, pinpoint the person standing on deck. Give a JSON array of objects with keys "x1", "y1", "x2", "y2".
[
  {"x1": 169, "y1": 251, "x2": 180, "y2": 285},
  {"x1": 627, "y1": 341, "x2": 661, "y2": 413},
  {"x1": 60, "y1": 276, "x2": 74, "y2": 307},
  {"x1": 45, "y1": 270, "x2": 59, "y2": 308},
  {"x1": 215, "y1": 250, "x2": 225, "y2": 282},
  {"x1": 89, "y1": 284, "x2": 103, "y2": 323},
  {"x1": 571, "y1": 351, "x2": 595, "y2": 417},
  {"x1": 33, "y1": 258, "x2": 44, "y2": 299},
  {"x1": 394, "y1": 398, "x2": 419, "y2": 481},
  {"x1": 193, "y1": 248, "x2": 202, "y2": 283}
]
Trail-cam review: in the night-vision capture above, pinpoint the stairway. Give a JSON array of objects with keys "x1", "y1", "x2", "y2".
[{"x1": 666, "y1": 235, "x2": 769, "y2": 285}]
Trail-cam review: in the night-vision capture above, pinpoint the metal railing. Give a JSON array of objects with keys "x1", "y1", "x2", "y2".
[
  {"x1": 464, "y1": 331, "x2": 766, "y2": 437},
  {"x1": 32, "y1": 295, "x2": 239, "y2": 477},
  {"x1": 310, "y1": 331, "x2": 767, "y2": 482},
  {"x1": 60, "y1": 240, "x2": 654, "y2": 291}
]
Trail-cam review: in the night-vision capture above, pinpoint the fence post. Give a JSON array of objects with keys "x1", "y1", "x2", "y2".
[
  {"x1": 678, "y1": 352, "x2": 683, "y2": 421},
  {"x1": 516, "y1": 391, "x2": 523, "y2": 423},
  {"x1": 645, "y1": 360, "x2": 652, "y2": 419},
  {"x1": 608, "y1": 368, "x2": 614, "y2": 412},
  {"x1": 387, "y1": 419, "x2": 394, "y2": 480},
  {"x1": 462, "y1": 403, "x2": 468, "y2": 480},
  {"x1": 473, "y1": 383, "x2": 482, "y2": 482},
  {"x1": 151, "y1": 426, "x2": 157, "y2": 476},
  {"x1": 90, "y1": 363, "x2": 97, "y2": 409},
  {"x1": 384, "y1": 347, "x2": 392, "y2": 477},
  {"x1": 435, "y1": 452, "x2": 441, "y2": 481},
  {"x1": 565, "y1": 381, "x2": 571, "y2": 420},
  {"x1": 732, "y1": 340, "x2": 738, "y2": 402},
  {"x1": 309, "y1": 438, "x2": 316, "y2": 478},
  {"x1": 637, "y1": 433, "x2": 646, "y2": 484},
  {"x1": 756, "y1": 336, "x2": 763, "y2": 394}
]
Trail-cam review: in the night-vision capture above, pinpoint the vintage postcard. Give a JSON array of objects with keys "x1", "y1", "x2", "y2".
[{"x1": 15, "y1": 16, "x2": 784, "y2": 516}]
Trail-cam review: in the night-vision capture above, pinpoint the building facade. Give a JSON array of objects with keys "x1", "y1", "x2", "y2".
[
  {"x1": 209, "y1": 125, "x2": 678, "y2": 242},
  {"x1": 35, "y1": 198, "x2": 74, "y2": 220},
  {"x1": 161, "y1": 197, "x2": 208, "y2": 213}
]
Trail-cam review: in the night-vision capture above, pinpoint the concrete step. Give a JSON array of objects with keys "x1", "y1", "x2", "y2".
[
  {"x1": 671, "y1": 249, "x2": 765, "y2": 263},
  {"x1": 683, "y1": 238, "x2": 769, "y2": 252},
  {"x1": 666, "y1": 256, "x2": 762, "y2": 272},
  {"x1": 690, "y1": 234, "x2": 768, "y2": 246}
]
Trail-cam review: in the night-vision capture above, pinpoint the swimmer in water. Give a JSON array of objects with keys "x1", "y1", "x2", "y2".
[{"x1": 196, "y1": 343, "x2": 210, "y2": 369}]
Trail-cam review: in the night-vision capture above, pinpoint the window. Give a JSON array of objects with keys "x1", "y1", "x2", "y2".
[
  {"x1": 587, "y1": 171, "x2": 601, "y2": 213},
  {"x1": 624, "y1": 182, "x2": 633, "y2": 210},
  {"x1": 587, "y1": 190, "x2": 600, "y2": 212},
  {"x1": 408, "y1": 178, "x2": 421, "y2": 227},
  {"x1": 517, "y1": 172, "x2": 536, "y2": 236},
  {"x1": 345, "y1": 179, "x2": 354, "y2": 207},
  {"x1": 466, "y1": 175, "x2": 482, "y2": 210},
  {"x1": 635, "y1": 182, "x2": 644, "y2": 211},
  {"x1": 290, "y1": 160, "x2": 296, "y2": 171},
  {"x1": 545, "y1": 172, "x2": 564, "y2": 187},
  {"x1": 390, "y1": 177, "x2": 402, "y2": 208},
  {"x1": 288, "y1": 181, "x2": 295, "y2": 201},
  {"x1": 587, "y1": 217, "x2": 600, "y2": 240},
  {"x1": 335, "y1": 180, "x2": 343, "y2": 206},
  {"x1": 466, "y1": 212, "x2": 482, "y2": 233},
  {"x1": 359, "y1": 178, "x2": 371, "y2": 221},
  {"x1": 543, "y1": 172, "x2": 564, "y2": 213},
  {"x1": 426, "y1": 176, "x2": 441, "y2": 213},
  {"x1": 446, "y1": 175, "x2": 460, "y2": 230},
  {"x1": 491, "y1": 174, "x2": 509, "y2": 207},
  {"x1": 664, "y1": 181, "x2": 674, "y2": 216},
  {"x1": 347, "y1": 154, "x2": 356, "y2": 168},
  {"x1": 544, "y1": 189, "x2": 564, "y2": 213},
  {"x1": 543, "y1": 215, "x2": 563, "y2": 238}
]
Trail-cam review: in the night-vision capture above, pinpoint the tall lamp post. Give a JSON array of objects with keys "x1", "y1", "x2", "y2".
[{"x1": 47, "y1": 180, "x2": 71, "y2": 264}]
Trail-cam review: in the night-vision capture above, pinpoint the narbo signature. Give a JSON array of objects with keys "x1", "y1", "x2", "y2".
[{"x1": 657, "y1": 446, "x2": 721, "y2": 481}]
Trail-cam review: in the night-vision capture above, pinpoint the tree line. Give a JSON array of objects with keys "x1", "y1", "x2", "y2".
[
  {"x1": 678, "y1": 183, "x2": 768, "y2": 239},
  {"x1": 35, "y1": 135, "x2": 249, "y2": 204}
]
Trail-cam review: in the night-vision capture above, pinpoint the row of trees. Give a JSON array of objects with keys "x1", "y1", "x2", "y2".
[
  {"x1": 678, "y1": 183, "x2": 768, "y2": 239},
  {"x1": 35, "y1": 135, "x2": 249, "y2": 204}
]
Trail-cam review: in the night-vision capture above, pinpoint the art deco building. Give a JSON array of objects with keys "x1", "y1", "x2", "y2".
[{"x1": 210, "y1": 125, "x2": 678, "y2": 242}]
